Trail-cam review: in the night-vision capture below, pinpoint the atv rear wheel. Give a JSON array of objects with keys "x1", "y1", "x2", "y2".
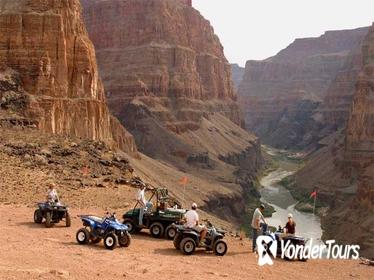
[
  {"x1": 76, "y1": 228, "x2": 90, "y2": 245},
  {"x1": 213, "y1": 239, "x2": 228, "y2": 256},
  {"x1": 34, "y1": 210, "x2": 42, "y2": 224},
  {"x1": 180, "y1": 237, "x2": 196, "y2": 255},
  {"x1": 165, "y1": 225, "x2": 177, "y2": 240},
  {"x1": 150, "y1": 222, "x2": 164, "y2": 238},
  {"x1": 173, "y1": 233, "x2": 182, "y2": 250},
  {"x1": 104, "y1": 233, "x2": 118, "y2": 250},
  {"x1": 118, "y1": 232, "x2": 132, "y2": 247},
  {"x1": 65, "y1": 212, "x2": 71, "y2": 227},
  {"x1": 45, "y1": 211, "x2": 52, "y2": 228}
]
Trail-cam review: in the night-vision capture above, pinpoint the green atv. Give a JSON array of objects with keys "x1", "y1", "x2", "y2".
[{"x1": 122, "y1": 188, "x2": 186, "y2": 239}]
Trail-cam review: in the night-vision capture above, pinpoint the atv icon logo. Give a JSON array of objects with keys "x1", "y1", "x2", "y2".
[{"x1": 257, "y1": 236, "x2": 277, "y2": 266}]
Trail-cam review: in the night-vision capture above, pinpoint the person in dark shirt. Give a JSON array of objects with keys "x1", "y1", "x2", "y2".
[{"x1": 285, "y1": 213, "x2": 296, "y2": 235}]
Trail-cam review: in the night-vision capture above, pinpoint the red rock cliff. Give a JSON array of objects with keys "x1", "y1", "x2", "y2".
[
  {"x1": 81, "y1": 0, "x2": 243, "y2": 138},
  {"x1": 0, "y1": 0, "x2": 136, "y2": 153}
]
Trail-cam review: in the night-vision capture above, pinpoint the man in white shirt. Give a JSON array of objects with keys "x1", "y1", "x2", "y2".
[
  {"x1": 184, "y1": 203, "x2": 207, "y2": 246},
  {"x1": 136, "y1": 184, "x2": 147, "y2": 226},
  {"x1": 251, "y1": 204, "x2": 266, "y2": 253},
  {"x1": 46, "y1": 183, "x2": 59, "y2": 203}
]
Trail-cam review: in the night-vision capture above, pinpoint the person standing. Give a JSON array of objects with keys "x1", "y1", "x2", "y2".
[
  {"x1": 251, "y1": 204, "x2": 266, "y2": 253},
  {"x1": 136, "y1": 183, "x2": 147, "y2": 226}
]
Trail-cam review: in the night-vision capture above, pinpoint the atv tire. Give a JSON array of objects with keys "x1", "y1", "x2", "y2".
[
  {"x1": 45, "y1": 211, "x2": 52, "y2": 228},
  {"x1": 180, "y1": 237, "x2": 196, "y2": 255},
  {"x1": 213, "y1": 239, "x2": 228, "y2": 256},
  {"x1": 76, "y1": 228, "x2": 90, "y2": 245},
  {"x1": 165, "y1": 225, "x2": 177, "y2": 240},
  {"x1": 104, "y1": 233, "x2": 118, "y2": 250},
  {"x1": 173, "y1": 233, "x2": 182, "y2": 250},
  {"x1": 34, "y1": 210, "x2": 42, "y2": 224},
  {"x1": 65, "y1": 212, "x2": 71, "y2": 227},
  {"x1": 150, "y1": 222, "x2": 164, "y2": 238},
  {"x1": 118, "y1": 232, "x2": 132, "y2": 247},
  {"x1": 123, "y1": 219, "x2": 140, "y2": 234}
]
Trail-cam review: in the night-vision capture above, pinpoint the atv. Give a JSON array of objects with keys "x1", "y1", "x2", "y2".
[
  {"x1": 261, "y1": 223, "x2": 308, "y2": 261},
  {"x1": 123, "y1": 188, "x2": 186, "y2": 239},
  {"x1": 173, "y1": 222, "x2": 228, "y2": 256},
  {"x1": 76, "y1": 212, "x2": 131, "y2": 250},
  {"x1": 34, "y1": 202, "x2": 71, "y2": 228}
]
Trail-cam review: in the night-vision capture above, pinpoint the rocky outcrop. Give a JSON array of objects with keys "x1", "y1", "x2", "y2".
[
  {"x1": 0, "y1": 0, "x2": 136, "y2": 153},
  {"x1": 231, "y1": 64, "x2": 245, "y2": 91},
  {"x1": 238, "y1": 27, "x2": 369, "y2": 149}
]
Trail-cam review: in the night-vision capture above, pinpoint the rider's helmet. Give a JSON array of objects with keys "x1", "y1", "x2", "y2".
[{"x1": 191, "y1": 203, "x2": 197, "y2": 210}]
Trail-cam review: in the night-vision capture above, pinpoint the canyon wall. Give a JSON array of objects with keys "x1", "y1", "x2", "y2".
[
  {"x1": 0, "y1": 0, "x2": 136, "y2": 153},
  {"x1": 81, "y1": 0, "x2": 263, "y2": 222},
  {"x1": 292, "y1": 25, "x2": 374, "y2": 258},
  {"x1": 231, "y1": 64, "x2": 245, "y2": 91},
  {"x1": 238, "y1": 27, "x2": 369, "y2": 149}
]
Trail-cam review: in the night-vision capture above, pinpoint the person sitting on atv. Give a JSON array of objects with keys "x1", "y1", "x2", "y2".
[
  {"x1": 284, "y1": 213, "x2": 296, "y2": 235},
  {"x1": 251, "y1": 204, "x2": 266, "y2": 253},
  {"x1": 46, "y1": 183, "x2": 59, "y2": 204},
  {"x1": 136, "y1": 183, "x2": 148, "y2": 226},
  {"x1": 184, "y1": 203, "x2": 207, "y2": 246}
]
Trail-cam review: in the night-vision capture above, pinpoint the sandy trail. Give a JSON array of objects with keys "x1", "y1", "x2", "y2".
[{"x1": 0, "y1": 205, "x2": 372, "y2": 280}]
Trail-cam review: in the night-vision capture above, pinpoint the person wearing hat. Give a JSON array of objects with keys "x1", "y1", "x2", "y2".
[
  {"x1": 284, "y1": 213, "x2": 296, "y2": 235},
  {"x1": 184, "y1": 203, "x2": 207, "y2": 246},
  {"x1": 46, "y1": 183, "x2": 59, "y2": 204},
  {"x1": 251, "y1": 204, "x2": 266, "y2": 253}
]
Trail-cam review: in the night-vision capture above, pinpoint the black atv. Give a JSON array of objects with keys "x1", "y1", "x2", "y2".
[
  {"x1": 262, "y1": 224, "x2": 308, "y2": 262},
  {"x1": 123, "y1": 188, "x2": 186, "y2": 239},
  {"x1": 34, "y1": 202, "x2": 71, "y2": 228},
  {"x1": 173, "y1": 223, "x2": 228, "y2": 256}
]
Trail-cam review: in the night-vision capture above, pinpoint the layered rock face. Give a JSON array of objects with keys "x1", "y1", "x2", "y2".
[
  {"x1": 0, "y1": 0, "x2": 136, "y2": 153},
  {"x1": 231, "y1": 64, "x2": 245, "y2": 91},
  {"x1": 82, "y1": 0, "x2": 263, "y2": 222},
  {"x1": 82, "y1": 0, "x2": 246, "y2": 153},
  {"x1": 238, "y1": 27, "x2": 369, "y2": 149},
  {"x1": 292, "y1": 26, "x2": 374, "y2": 258}
]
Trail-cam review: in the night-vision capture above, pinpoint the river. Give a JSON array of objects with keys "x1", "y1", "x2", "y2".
[{"x1": 259, "y1": 147, "x2": 323, "y2": 243}]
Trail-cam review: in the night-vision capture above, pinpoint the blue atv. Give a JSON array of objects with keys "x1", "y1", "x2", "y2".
[{"x1": 76, "y1": 213, "x2": 131, "y2": 250}]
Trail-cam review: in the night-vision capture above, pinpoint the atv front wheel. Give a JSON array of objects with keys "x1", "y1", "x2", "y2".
[
  {"x1": 45, "y1": 211, "x2": 52, "y2": 228},
  {"x1": 76, "y1": 228, "x2": 90, "y2": 245},
  {"x1": 104, "y1": 233, "x2": 118, "y2": 250},
  {"x1": 165, "y1": 225, "x2": 177, "y2": 240},
  {"x1": 150, "y1": 222, "x2": 164, "y2": 238},
  {"x1": 34, "y1": 210, "x2": 42, "y2": 224},
  {"x1": 65, "y1": 212, "x2": 71, "y2": 227},
  {"x1": 118, "y1": 232, "x2": 132, "y2": 247},
  {"x1": 180, "y1": 237, "x2": 196, "y2": 255},
  {"x1": 213, "y1": 240, "x2": 228, "y2": 256}
]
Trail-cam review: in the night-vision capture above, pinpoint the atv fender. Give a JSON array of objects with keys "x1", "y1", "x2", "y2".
[
  {"x1": 81, "y1": 217, "x2": 96, "y2": 228},
  {"x1": 182, "y1": 231, "x2": 200, "y2": 244}
]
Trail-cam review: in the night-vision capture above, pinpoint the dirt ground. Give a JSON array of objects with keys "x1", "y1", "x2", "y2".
[{"x1": 0, "y1": 205, "x2": 372, "y2": 280}]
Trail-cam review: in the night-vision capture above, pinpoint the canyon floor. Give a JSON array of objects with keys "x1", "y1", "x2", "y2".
[{"x1": 0, "y1": 205, "x2": 372, "y2": 280}]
